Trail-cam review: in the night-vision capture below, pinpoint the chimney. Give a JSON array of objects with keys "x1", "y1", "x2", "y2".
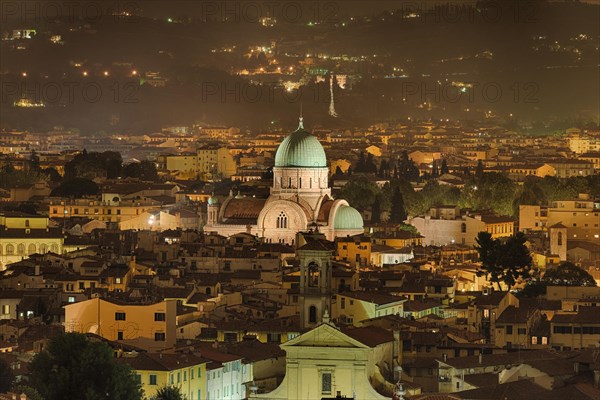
[{"x1": 478, "y1": 352, "x2": 483, "y2": 365}]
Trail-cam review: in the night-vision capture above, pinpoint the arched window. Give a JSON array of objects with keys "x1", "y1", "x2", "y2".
[
  {"x1": 17, "y1": 244, "x2": 25, "y2": 256},
  {"x1": 299, "y1": 177, "x2": 302, "y2": 188},
  {"x1": 206, "y1": 287, "x2": 212, "y2": 295},
  {"x1": 308, "y1": 262, "x2": 319, "y2": 287},
  {"x1": 288, "y1": 177, "x2": 292, "y2": 188},
  {"x1": 557, "y1": 232, "x2": 563, "y2": 246},
  {"x1": 25, "y1": 219, "x2": 30, "y2": 227},
  {"x1": 39, "y1": 244, "x2": 48, "y2": 254},
  {"x1": 28, "y1": 244, "x2": 36, "y2": 255},
  {"x1": 6, "y1": 244, "x2": 14, "y2": 255},
  {"x1": 277, "y1": 212, "x2": 288, "y2": 229},
  {"x1": 50, "y1": 244, "x2": 58, "y2": 253},
  {"x1": 309, "y1": 306, "x2": 317, "y2": 323},
  {"x1": 461, "y1": 223, "x2": 467, "y2": 233}
]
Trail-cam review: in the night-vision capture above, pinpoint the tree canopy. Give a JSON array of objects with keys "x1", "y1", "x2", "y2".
[
  {"x1": 543, "y1": 262, "x2": 596, "y2": 287},
  {"x1": 474, "y1": 231, "x2": 534, "y2": 291},
  {"x1": 151, "y1": 386, "x2": 185, "y2": 400},
  {"x1": 50, "y1": 178, "x2": 100, "y2": 198},
  {"x1": 29, "y1": 333, "x2": 142, "y2": 400},
  {"x1": 0, "y1": 357, "x2": 14, "y2": 392}
]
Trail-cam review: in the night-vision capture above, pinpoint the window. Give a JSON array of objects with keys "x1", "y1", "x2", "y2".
[
  {"x1": 17, "y1": 244, "x2": 25, "y2": 255},
  {"x1": 191, "y1": 369, "x2": 194, "y2": 379},
  {"x1": 154, "y1": 312, "x2": 166, "y2": 321},
  {"x1": 198, "y1": 367, "x2": 202, "y2": 378},
  {"x1": 531, "y1": 336, "x2": 538, "y2": 345},
  {"x1": 67, "y1": 296, "x2": 75, "y2": 303},
  {"x1": 25, "y1": 219, "x2": 30, "y2": 227},
  {"x1": 1, "y1": 305, "x2": 9, "y2": 315},
  {"x1": 155, "y1": 332, "x2": 166, "y2": 341},
  {"x1": 115, "y1": 277, "x2": 122, "y2": 284},
  {"x1": 542, "y1": 336, "x2": 548, "y2": 345},
  {"x1": 518, "y1": 328, "x2": 527, "y2": 335},
  {"x1": 117, "y1": 331, "x2": 124, "y2": 340},
  {"x1": 461, "y1": 223, "x2": 467, "y2": 233},
  {"x1": 115, "y1": 312, "x2": 126, "y2": 321},
  {"x1": 177, "y1": 372, "x2": 181, "y2": 383},
  {"x1": 267, "y1": 333, "x2": 281, "y2": 343},
  {"x1": 276, "y1": 211, "x2": 288, "y2": 229},
  {"x1": 553, "y1": 326, "x2": 572, "y2": 334},
  {"x1": 184, "y1": 371, "x2": 187, "y2": 381},
  {"x1": 149, "y1": 375, "x2": 157, "y2": 385},
  {"x1": 506, "y1": 325, "x2": 513, "y2": 334},
  {"x1": 557, "y1": 232, "x2": 563, "y2": 246},
  {"x1": 309, "y1": 306, "x2": 317, "y2": 323},
  {"x1": 134, "y1": 374, "x2": 141, "y2": 384},
  {"x1": 321, "y1": 372, "x2": 332, "y2": 393}
]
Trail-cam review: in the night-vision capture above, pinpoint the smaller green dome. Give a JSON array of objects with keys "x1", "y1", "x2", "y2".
[
  {"x1": 208, "y1": 195, "x2": 218, "y2": 205},
  {"x1": 334, "y1": 205, "x2": 364, "y2": 230}
]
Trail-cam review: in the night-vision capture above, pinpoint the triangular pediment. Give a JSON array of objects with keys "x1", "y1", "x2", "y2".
[{"x1": 282, "y1": 323, "x2": 369, "y2": 349}]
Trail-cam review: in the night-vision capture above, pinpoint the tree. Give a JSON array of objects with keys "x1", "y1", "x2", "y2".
[
  {"x1": 389, "y1": 187, "x2": 407, "y2": 223},
  {"x1": 397, "y1": 151, "x2": 420, "y2": 182},
  {"x1": 431, "y1": 160, "x2": 439, "y2": 178},
  {"x1": 378, "y1": 159, "x2": 389, "y2": 178},
  {"x1": 29, "y1": 150, "x2": 41, "y2": 172},
  {"x1": 42, "y1": 167, "x2": 62, "y2": 182},
  {"x1": 474, "y1": 231, "x2": 533, "y2": 291},
  {"x1": 123, "y1": 160, "x2": 159, "y2": 181},
  {"x1": 338, "y1": 177, "x2": 380, "y2": 212},
  {"x1": 371, "y1": 194, "x2": 382, "y2": 223},
  {"x1": 10, "y1": 385, "x2": 44, "y2": 400},
  {"x1": 543, "y1": 262, "x2": 596, "y2": 287},
  {"x1": 0, "y1": 357, "x2": 14, "y2": 392},
  {"x1": 151, "y1": 386, "x2": 184, "y2": 400},
  {"x1": 355, "y1": 152, "x2": 366, "y2": 172},
  {"x1": 261, "y1": 166, "x2": 273, "y2": 180},
  {"x1": 440, "y1": 159, "x2": 449, "y2": 175},
  {"x1": 50, "y1": 178, "x2": 99, "y2": 198},
  {"x1": 29, "y1": 333, "x2": 142, "y2": 400},
  {"x1": 475, "y1": 160, "x2": 484, "y2": 179}
]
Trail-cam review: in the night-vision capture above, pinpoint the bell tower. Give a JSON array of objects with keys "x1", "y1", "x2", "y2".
[
  {"x1": 549, "y1": 223, "x2": 567, "y2": 261},
  {"x1": 297, "y1": 233, "x2": 333, "y2": 329}
]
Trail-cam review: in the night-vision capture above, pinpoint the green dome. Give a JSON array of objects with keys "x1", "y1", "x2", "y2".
[
  {"x1": 334, "y1": 205, "x2": 364, "y2": 230},
  {"x1": 207, "y1": 195, "x2": 218, "y2": 205},
  {"x1": 274, "y1": 121, "x2": 327, "y2": 168}
]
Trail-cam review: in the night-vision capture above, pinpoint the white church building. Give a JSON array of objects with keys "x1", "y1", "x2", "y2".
[{"x1": 204, "y1": 118, "x2": 364, "y2": 244}]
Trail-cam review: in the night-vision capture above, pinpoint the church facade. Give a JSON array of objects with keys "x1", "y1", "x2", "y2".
[{"x1": 204, "y1": 118, "x2": 364, "y2": 244}]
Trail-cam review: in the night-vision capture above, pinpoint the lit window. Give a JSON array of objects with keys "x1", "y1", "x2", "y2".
[{"x1": 321, "y1": 372, "x2": 332, "y2": 393}]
